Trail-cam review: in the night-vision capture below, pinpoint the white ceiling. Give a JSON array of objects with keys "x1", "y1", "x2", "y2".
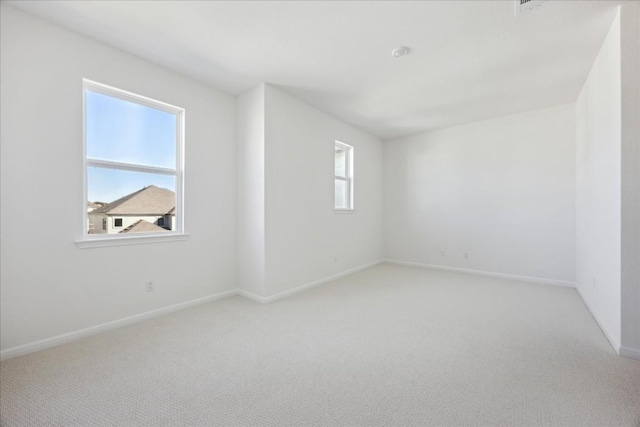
[{"x1": 9, "y1": 1, "x2": 619, "y2": 139}]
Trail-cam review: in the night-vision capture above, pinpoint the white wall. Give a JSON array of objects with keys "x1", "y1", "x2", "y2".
[
  {"x1": 384, "y1": 104, "x2": 576, "y2": 283},
  {"x1": 237, "y1": 85, "x2": 266, "y2": 296},
  {"x1": 0, "y1": 5, "x2": 237, "y2": 351},
  {"x1": 619, "y1": 2, "x2": 640, "y2": 356},
  {"x1": 575, "y1": 10, "x2": 622, "y2": 351},
  {"x1": 264, "y1": 85, "x2": 384, "y2": 296}
]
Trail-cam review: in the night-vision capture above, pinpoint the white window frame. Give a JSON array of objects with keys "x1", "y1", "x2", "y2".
[
  {"x1": 77, "y1": 79, "x2": 187, "y2": 248},
  {"x1": 334, "y1": 140, "x2": 354, "y2": 211}
]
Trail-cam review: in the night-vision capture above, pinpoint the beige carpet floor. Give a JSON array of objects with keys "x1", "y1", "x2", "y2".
[{"x1": 1, "y1": 263, "x2": 639, "y2": 426}]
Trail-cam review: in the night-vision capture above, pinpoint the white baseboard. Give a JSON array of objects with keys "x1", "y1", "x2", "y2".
[
  {"x1": 574, "y1": 286, "x2": 621, "y2": 355},
  {"x1": 383, "y1": 259, "x2": 576, "y2": 288},
  {"x1": 383, "y1": 259, "x2": 631, "y2": 359},
  {"x1": 0, "y1": 289, "x2": 238, "y2": 361},
  {"x1": 237, "y1": 289, "x2": 267, "y2": 304},
  {"x1": 1, "y1": 262, "x2": 385, "y2": 361},
  {"x1": 619, "y1": 346, "x2": 640, "y2": 361},
  {"x1": 9, "y1": 260, "x2": 613, "y2": 363},
  {"x1": 238, "y1": 260, "x2": 383, "y2": 304},
  {"x1": 263, "y1": 261, "x2": 383, "y2": 303}
]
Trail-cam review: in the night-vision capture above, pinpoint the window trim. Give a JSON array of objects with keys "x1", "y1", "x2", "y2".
[
  {"x1": 334, "y1": 140, "x2": 354, "y2": 211},
  {"x1": 78, "y1": 79, "x2": 187, "y2": 248}
]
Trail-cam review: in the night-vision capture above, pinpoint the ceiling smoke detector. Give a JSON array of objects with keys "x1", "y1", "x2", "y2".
[
  {"x1": 515, "y1": 0, "x2": 549, "y2": 16},
  {"x1": 391, "y1": 46, "x2": 410, "y2": 58}
]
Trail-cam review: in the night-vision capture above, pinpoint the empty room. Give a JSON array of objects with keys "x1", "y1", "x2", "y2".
[{"x1": 1, "y1": 0, "x2": 639, "y2": 425}]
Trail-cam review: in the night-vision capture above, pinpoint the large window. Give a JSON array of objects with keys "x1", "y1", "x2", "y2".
[
  {"x1": 334, "y1": 141, "x2": 353, "y2": 210},
  {"x1": 83, "y1": 80, "x2": 184, "y2": 241}
]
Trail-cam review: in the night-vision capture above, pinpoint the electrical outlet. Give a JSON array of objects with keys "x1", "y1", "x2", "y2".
[{"x1": 145, "y1": 281, "x2": 155, "y2": 292}]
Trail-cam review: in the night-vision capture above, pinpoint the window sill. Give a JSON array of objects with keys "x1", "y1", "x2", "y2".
[
  {"x1": 75, "y1": 233, "x2": 189, "y2": 249},
  {"x1": 334, "y1": 209, "x2": 355, "y2": 214}
]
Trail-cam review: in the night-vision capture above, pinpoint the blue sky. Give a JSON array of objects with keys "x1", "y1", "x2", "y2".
[{"x1": 86, "y1": 91, "x2": 177, "y2": 203}]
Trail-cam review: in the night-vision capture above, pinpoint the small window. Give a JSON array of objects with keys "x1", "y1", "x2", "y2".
[
  {"x1": 83, "y1": 80, "x2": 184, "y2": 238},
  {"x1": 157, "y1": 218, "x2": 165, "y2": 227},
  {"x1": 334, "y1": 141, "x2": 353, "y2": 210}
]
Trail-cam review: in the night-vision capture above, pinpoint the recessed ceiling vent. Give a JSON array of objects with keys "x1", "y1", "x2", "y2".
[{"x1": 515, "y1": 0, "x2": 549, "y2": 16}]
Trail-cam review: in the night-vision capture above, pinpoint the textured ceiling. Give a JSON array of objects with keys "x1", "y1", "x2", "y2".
[{"x1": 8, "y1": 1, "x2": 620, "y2": 139}]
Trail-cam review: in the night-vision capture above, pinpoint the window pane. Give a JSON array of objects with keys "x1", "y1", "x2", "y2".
[
  {"x1": 335, "y1": 179, "x2": 347, "y2": 208},
  {"x1": 335, "y1": 149, "x2": 346, "y2": 178},
  {"x1": 86, "y1": 90, "x2": 176, "y2": 168},
  {"x1": 87, "y1": 167, "x2": 176, "y2": 235}
]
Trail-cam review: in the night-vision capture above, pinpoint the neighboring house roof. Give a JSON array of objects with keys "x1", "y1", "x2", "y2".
[
  {"x1": 90, "y1": 185, "x2": 175, "y2": 215},
  {"x1": 119, "y1": 220, "x2": 167, "y2": 234},
  {"x1": 87, "y1": 201, "x2": 106, "y2": 212}
]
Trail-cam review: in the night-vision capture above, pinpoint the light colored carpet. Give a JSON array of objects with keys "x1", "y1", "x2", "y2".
[{"x1": 1, "y1": 263, "x2": 639, "y2": 426}]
